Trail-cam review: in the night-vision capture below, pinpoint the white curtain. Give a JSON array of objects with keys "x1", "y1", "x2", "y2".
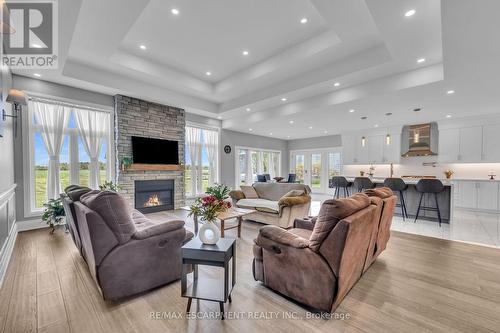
[
  {"x1": 31, "y1": 101, "x2": 70, "y2": 199},
  {"x1": 203, "y1": 129, "x2": 218, "y2": 186},
  {"x1": 74, "y1": 108, "x2": 110, "y2": 189},
  {"x1": 186, "y1": 126, "x2": 202, "y2": 195}
]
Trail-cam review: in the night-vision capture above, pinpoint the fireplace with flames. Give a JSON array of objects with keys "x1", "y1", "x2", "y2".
[{"x1": 135, "y1": 180, "x2": 174, "y2": 213}]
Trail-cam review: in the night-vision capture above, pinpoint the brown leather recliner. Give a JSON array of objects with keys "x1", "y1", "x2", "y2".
[
  {"x1": 72, "y1": 190, "x2": 193, "y2": 300},
  {"x1": 253, "y1": 193, "x2": 384, "y2": 312}
]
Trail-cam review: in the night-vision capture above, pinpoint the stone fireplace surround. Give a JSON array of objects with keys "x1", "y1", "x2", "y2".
[{"x1": 114, "y1": 95, "x2": 185, "y2": 209}]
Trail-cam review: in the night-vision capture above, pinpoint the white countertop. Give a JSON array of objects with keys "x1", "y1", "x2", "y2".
[{"x1": 344, "y1": 176, "x2": 499, "y2": 184}]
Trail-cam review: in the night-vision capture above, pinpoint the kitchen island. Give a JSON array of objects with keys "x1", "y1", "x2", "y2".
[{"x1": 345, "y1": 178, "x2": 453, "y2": 224}]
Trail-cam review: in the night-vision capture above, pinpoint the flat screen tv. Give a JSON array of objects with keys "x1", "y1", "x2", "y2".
[{"x1": 131, "y1": 136, "x2": 179, "y2": 164}]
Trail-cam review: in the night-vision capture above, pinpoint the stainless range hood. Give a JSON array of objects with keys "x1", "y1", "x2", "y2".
[{"x1": 401, "y1": 122, "x2": 438, "y2": 157}]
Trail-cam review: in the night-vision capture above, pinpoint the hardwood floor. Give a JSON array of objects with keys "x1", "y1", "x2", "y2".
[{"x1": 1, "y1": 211, "x2": 500, "y2": 333}]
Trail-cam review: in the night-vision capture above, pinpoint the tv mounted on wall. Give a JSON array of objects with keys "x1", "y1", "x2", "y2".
[{"x1": 131, "y1": 136, "x2": 179, "y2": 165}]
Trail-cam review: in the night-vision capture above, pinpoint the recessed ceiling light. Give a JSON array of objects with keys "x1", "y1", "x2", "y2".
[
  {"x1": 33, "y1": 73, "x2": 41, "y2": 77},
  {"x1": 31, "y1": 43, "x2": 42, "y2": 48},
  {"x1": 289, "y1": 120, "x2": 294, "y2": 124},
  {"x1": 446, "y1": 114, "x2": 452, "y2": 118},
  {"x1": 269, "y1": 132, "x2": 273, "y2": 136},
  {"x1": 334, "y1": 82, "x2": 340, "y2": 87},
  {"x1": 385, "y1": 112, "x2": 393, "y2": 116},
  {"x1": 417, "y1": 58, "x2": 426, "y2": 63},
  {"x1": 245, "y1": 108, "x2": 251, "y2": 112},
  {"x1": 287, "y1": 135, "x2": 291, "y2": 139},
  {"x1": 281, "y1": 97, "x2": 287, "y2": 102},
  {"x1": 205, "y1": 71, "x2": 212, "y2": 76},
  {"x1": 308, "y1": 126, "x2": 313, "y2": 130},
  {"x1": 300, "y1": 18, "x2": 308, "y2": 24},
  {"x1": 139, "y1": 45, "x2": 147, "y2": 50},
  {"x1": 405, "y1": 9, "x2": 416, "y2": 17},
  {"x1": 171, "y1": 8, "x2": 179, "y2": 15},
  {"x1": 324, "y1": 130, "x2": 328, "y2": 134},
  {"x1": 447, "y1": 90, "x2": 455, "y2": 94},
  {"x1": 374, "y1": 124, "x2": 379, "y2": 128},
  {"x1": 217, "y1": 116, "x2": 222, "y2": 119},
  {"x1": 349, "y1": 109, "x2": 355, "y2": 113},
  {"x1": 249, "y1": 128, "x2": 253, "y2": 131},
  {"x1": 361, "y1": 116, "x2": 367, "y2": 120},
  {"x1": 242, "y1": 50, "x2": 249, "y2": 56}
]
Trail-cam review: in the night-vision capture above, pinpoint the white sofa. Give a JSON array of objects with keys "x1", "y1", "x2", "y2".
[{"x1": 229, "y1": 183, "x2": 312, "y2": 228}]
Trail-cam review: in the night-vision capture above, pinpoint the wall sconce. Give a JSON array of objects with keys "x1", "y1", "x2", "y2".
[
  {"x1": 361, "y1": 136, "x2": 366, "y2": 147},
  {"x1": 386, "y1": 134, "x2": 391, "y2": 145},
  {"x1": 3, "y1": 89, "x2": 27, "y2": 137}
]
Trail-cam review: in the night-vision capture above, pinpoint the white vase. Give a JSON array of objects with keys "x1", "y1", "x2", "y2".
[{"x1": 198, "y1": 220, "x2": 221, "y2": 245}]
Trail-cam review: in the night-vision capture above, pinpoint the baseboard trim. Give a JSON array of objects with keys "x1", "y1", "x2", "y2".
[
  {"x1": 16, "y1": 219, "x2": 48, "y2": 232},
  {"x1": 0, "y1": 222, "x2": 18, "y2": 289}
]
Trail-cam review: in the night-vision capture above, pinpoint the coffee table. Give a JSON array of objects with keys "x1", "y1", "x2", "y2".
[
  {"x1": 180, "y1": 206, "x2": 256, "y2": 237},
  {"x1": 181, "y1": 237, "x2": 236, "y2": 320}
]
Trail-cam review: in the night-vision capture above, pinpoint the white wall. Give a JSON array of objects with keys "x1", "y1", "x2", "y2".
[{"x1": 0, "y1": 67, "x2": 14, "y2": 193}]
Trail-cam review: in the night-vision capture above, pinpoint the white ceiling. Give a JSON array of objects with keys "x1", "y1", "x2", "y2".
[{"x1": 12, "y1": 0, "x2": 500, "y2": 140}]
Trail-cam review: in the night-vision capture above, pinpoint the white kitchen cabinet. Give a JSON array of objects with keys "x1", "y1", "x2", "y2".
[
  {"x1": 454, "y1": 180, "x2": 499, "y2": 211},
  {"x1": 383, "y1": 133, "x2": 401, "y2": 164},
  {"x1": 342, "y1": 132, "x2": 400, "y2": 165},
  {"x1": 482, "y1": 124, "x2": 500, "y2": 161},
  {"x1": 458, "y1": 126, "x2": 483, "y2": 162},
  {"x1": 456, "y1": 181, "x2": 477, "y2": 209},
  {"x1": 476, "y1": 182, "x2": 499, "y2": 210},
  {"x1": 438, "y1": 128, "x2": 460, "y2": 163},
  {"x1": 367, "y1": 135, "x2": 384, "y2": 164}
]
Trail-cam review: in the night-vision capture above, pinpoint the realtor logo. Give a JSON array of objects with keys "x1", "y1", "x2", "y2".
[{"x1": 1, "y1": 0, "x2": 58, "y2": 69}]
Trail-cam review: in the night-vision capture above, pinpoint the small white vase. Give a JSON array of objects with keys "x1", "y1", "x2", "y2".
[{"x1": 199, "y1": 220, "x2": 221, "y2": 245}]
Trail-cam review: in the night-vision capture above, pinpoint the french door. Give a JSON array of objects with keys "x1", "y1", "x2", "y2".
[{"x1": 290, "y1": 149, "x2": 342, "y2": 194}]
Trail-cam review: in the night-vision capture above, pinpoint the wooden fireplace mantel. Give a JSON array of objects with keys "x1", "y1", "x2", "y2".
[{"x1": 126, "y1": 164, "x2": 184, "y2": 171}]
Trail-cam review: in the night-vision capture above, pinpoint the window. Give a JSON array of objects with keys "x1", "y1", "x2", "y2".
[
  {"x1": 27, "y1": 97, "x2": 112, "y2": 212},
  {"x1": 235, "y1": 147, "x2": 281, "y2": 187},
  {"x1": 185, "y1": 125, "x2": 219, "y2": 197}
]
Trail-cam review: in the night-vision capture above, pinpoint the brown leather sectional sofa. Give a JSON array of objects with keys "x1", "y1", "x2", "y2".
[{"x1": 253, "y1": 187, "x2": 396, "y2": 312}]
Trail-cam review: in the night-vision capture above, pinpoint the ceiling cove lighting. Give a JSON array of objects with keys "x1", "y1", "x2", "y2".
[
  {"x1": 334, "y1": 82, "x2": 340, "y2": 87},
  {"x1": 33, "y1": 73, "x2": 41, "y2": 77},
  {"x1": 405, "y1": 9, "x2": 416, "y2": 17},
  {"x1": 139, "y1": 45, "x2": 147, "y2": 50},
  {"x1": 171, "y1": 8, "x2": 179, "y2": 15},
  {"x1": 300, "y1": 18, "x2": 308, "y2": 24},
  {"x1": 417, "y1": 58, "x2": 426, "y2": 63},
  {"x1": 447, "y1": 90, "x2": 455, "y2": 94}
]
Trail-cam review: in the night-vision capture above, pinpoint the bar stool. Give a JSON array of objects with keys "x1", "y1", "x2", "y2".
[
  {"x1": 384, "y1": 178, "x2": 409, "y2": 221},
  {"x1": 330, "y1": 176, "x2": 351, "y2": 198},
  {"x1": 415, "y1": 179, "x2": 444, "y2": 227},
  {"x1": 353, "y1": 177, "x2": 375, "y2": 193}
]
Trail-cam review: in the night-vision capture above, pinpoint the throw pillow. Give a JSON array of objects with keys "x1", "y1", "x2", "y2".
[
  {"x1": 240, "y1": 186, "x2": 259, "y2": 199},
  {"x1": 283, "y1": 189, "x2": 305, "y2": 197}
]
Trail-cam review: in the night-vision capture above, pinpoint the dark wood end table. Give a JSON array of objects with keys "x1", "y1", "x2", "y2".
[{"x1": 181, "y1": 237, "x2": 236, "y2": 320}]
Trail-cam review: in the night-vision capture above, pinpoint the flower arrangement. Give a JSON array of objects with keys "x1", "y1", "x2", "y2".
[
  {"x1": 205, "y1": 183, "x2": 230, "y2": 201},
  {"x1": 444, "y1": 169, "x2": 454, "y2": 179},
  {"x1": 188, "y1": 195, "x2": 232, "y2": 223}
]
